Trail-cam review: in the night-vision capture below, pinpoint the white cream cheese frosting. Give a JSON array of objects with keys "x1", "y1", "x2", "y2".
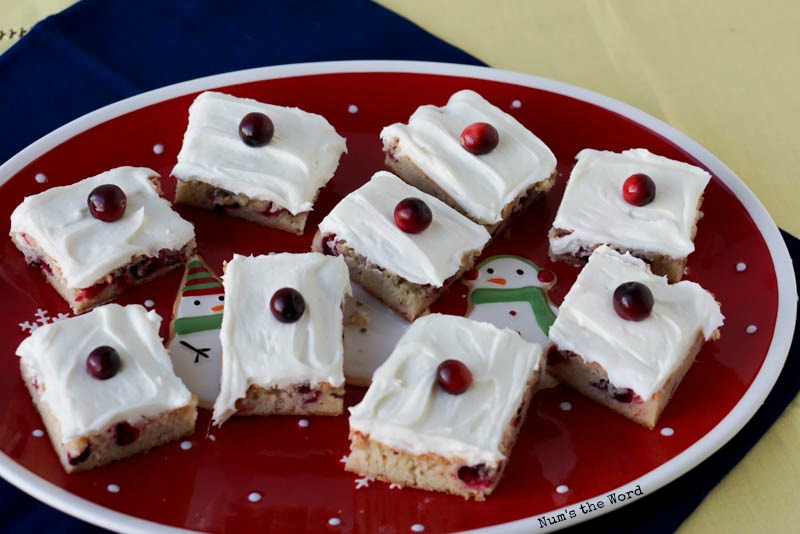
[
  {"x1": 171, "y1": 91, "x2": 347, "y2": 215},
  {"x1": 380, "y1": 89, "x2": 557, "y2": 225},
  {"x1": 212, "y1": 253, "x2": 351, "y2": 425},
  {"x1": 317, "y1": 171, "x2": 490, "y2": 287},
  {"x1": 9, "y1": 166, "x2": 195, "y2": 289},
  {"x1": 548, "y1": 245, "x2": 724, "y2": 401},
  {"x1": 16, "y1": 304, "x2": 194, "y2": 441},
  {"x1": 349, "y1": 314, "x2": 542, "y2": 466},
  {"x1": 549, "y1": 148, "x2": 712, "y2": 259}
]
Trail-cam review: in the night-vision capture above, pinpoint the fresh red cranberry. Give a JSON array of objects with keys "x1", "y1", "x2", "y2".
[
  {"x1": 86, "y1": 346, "x2": 121, "y2": 380},
  {"x1": 436, "y1": 359, "x2": 472, "y2": 394},
  {"x1": 115, "y1": 422, "x2": 140, "y2": 446},
  {"x1": 87, "y1": 184, "x2": 126, "y2": 222},
  {"x1": 537, "y1": 270, "x2": 555, "y2": 283},
  {"x1": 622, "y1": 173, "x2": 656, "y2": 206},
  {"x1": 270, "y1": 287, "x2": 306, "y2": 323},
  {"x1": 68, "y1": 446, "x2": 91, "y2": 466},
  {"x1": 457, "y1": 464, "x2": 493, "y2": 488},
  {"x1": 613, "y1": 281, "x2": 654, "y2": 321},
  {"x1": 239, "y1": 112, "x2": 274, "y2": 146},
  {"x1": 463, "y1": 268, "x2": 479, "y2": 281},
  {"x1": 394, "y1": 197, "x2": 433, "y2": 234},
  {"x1": 460, "y1": 122, "x2": 499, "y2": 155},
  {"x1": 611, "y1": 387, "x2": 634, "y2": 403}
]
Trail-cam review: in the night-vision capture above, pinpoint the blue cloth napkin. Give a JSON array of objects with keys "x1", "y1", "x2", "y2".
[{"x1": 0, "y1": 1, "x2": 797, "y2": 532}]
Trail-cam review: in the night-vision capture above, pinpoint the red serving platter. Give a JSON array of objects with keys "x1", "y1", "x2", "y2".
[{"x1": 0, "y1": 62, "x2": 795, "y2": 533}]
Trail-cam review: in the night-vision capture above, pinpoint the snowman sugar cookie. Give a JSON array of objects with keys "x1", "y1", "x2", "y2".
[
  {"x1": 464, "y1": 255, "x2": 558, "y2": 348},
  {"x1": 167, "y1": 256, "x2": 224, "y2": 408}
]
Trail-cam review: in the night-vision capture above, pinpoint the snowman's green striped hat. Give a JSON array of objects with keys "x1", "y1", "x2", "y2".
[{"x1": 182, "y1": 259, "x2": 223, "y2": 297}]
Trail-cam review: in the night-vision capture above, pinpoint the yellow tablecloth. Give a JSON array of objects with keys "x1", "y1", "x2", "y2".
[{"x1": 2, "y1": 0, "x2": 798, "y2": 531}]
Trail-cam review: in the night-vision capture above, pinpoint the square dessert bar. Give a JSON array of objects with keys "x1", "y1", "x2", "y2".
[
  {"x1": 547, "y1": 246, "x2": 724, "y2": 429},
  {"x1": 211, "y1": 252, "x2": 352, "y2": 425},
  {"x1": 312, "y1": 171, "x2": 491, "y2": 322},
  {"x1": 9, "y1": 166, "x2": 196, "y2": 313},
  {"x1": 346, "y1": 313, "x2": 543, "y2": 501},
  {"x1": 548, "y1": 148, "x2": 712, "y2": 282},
  {"x1": 171, "y1": 91, "x2": 347, "y2": 235},
  {"x1": 16, "y1": 304, "x2": 197, "y2": 473},
  {"x1": 381, "y1": 89, "x2": 557, "y2": 234}
]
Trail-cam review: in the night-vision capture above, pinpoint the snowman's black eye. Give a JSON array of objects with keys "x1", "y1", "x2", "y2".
[
  {"x1": 193, "y1": 300, "x2": 201, "y2": 306},
  {"x1": 218, "y1": 295, "x2": 224, "y2": 301},
  {"x1": 487, "y1": 268, "x2": 494, "y2": 274},
  {"x1": 516, "y1": 269, "x2": 524, "y2": 275}
]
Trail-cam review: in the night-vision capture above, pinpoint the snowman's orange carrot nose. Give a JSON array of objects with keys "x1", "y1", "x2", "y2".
[
  {"x1": 487, "y1": 278, "x2": 507, "y2": 285},
  {"x1": 211, "y1": 304, "x2": 224, "y2": 312}
]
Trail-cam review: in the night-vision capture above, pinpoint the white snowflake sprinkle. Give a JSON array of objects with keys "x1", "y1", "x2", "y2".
[
  {"x1": 35, "y1": 308, "x2": 51, "y2": 325},
  {"x1": 19, "y1": 321, "x2": 38, "y2": 333},
  {"x1": 354, "y1": 476, "x2": 374, "y2": 489}
]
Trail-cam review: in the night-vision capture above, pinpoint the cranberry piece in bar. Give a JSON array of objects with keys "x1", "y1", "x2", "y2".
[
  {"x1": 86, "y1": 346, "x2": 121, "y2": 380},
  {"x1": 87, "y1": 184, "x2": 126, "y2": 222},
  {"x1": 270, "y1": 287, "x2": 306, "y2": 323},
  {"x1": 460, "y1": 122, "x2": 499, "y2": 155},
  {"x1": 436, "y1": 359, "x2": 472, "y2": 394},
  {"x1": 239, "y1": 112, "x2": 275, "y2": 147},
  {"x1": 622, "y1": 173, "x2": 656, "y2": 206},
  {"x1": 394, "y1": 197, "x2": 432, "y2": 234},
  {"x1": 613, "y1": 281, "x2": 654, "y2": 321}
]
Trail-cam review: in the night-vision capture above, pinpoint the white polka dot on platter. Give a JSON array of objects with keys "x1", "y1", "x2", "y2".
[
  {"x1": 555, "y1": 484, "x2": 569, "y2": 494},
  {"x1": 208, "y1": 434, "x2": 216, "y2": 442},
  {"x1": 511, "y1": 99, "x2": 522, "y2": 109},
  {"x1": 32, "y1": 429, "x2": 44, "y2": 438},
  {"x1": 746, "y1": 325, "x2": 758, "y2": 334},
  {"x1": 328, "y1": 517, "x2": 342, "y2": 526},
  {"x1": 144, "y1": 299, "x2": 155, "y2": 308},
  {"x1": 34, "y1": 173, "x2": 47, "y2": 184},
  {"x1": 248, "y1": 492, "x2": 262, "y2": 503},
  {"x1": 107, "y1": 484, "x2": 120, "y2": 494},
  {"x1": 298, "y1": 419, "x2": 310, "y2": 428},
  {"x1": 411, "y1": 524, "x2": 425, "y2": 533},
  {"x1": 559, "y1": 402, "x2": 572, "y2": 412},
  {"x1": 736, "y1": 262, "x2": 747, "y2": 272},
  {"x1": 180, "y1": 440, "x2": 193, "y2": 450},
  {"x1": 152, "y1": 143, "x2": 165, "y2": 155},
  {"x1": 660, "y1": 427, "x2": 675, "y2": 437},
  {"x1": 348, "y1": 104, "x2": 359, "y2": 114}
]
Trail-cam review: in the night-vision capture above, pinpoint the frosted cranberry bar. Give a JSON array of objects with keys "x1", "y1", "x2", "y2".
[
  {"x1": 548, "y1": 148, "x2": 712, "y2": 282},
  {"x1": 211, "y1": 252, "x2": 351, "y2": 425},
  {"x1": 9, "y1": 166, "x2": 196, "y2": 313},
  {"x1": 381, "y1": 89, "x2": 557, "y2": 234},
  {"x1": 16, "y1": 304, "x2": 197, "y2": 473},
  {"x1": 346, "y1": 313, "x2": 543, "y2": 500},
  {"x1": 547, "y1": 246, "x2": 724, "y2": 429},
  {"x1": 171, "y1": 91, "x2": 347, "y2": 235},
  {"x1": 312, "y1": 171, "x2": 491, "y2": 322}
]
